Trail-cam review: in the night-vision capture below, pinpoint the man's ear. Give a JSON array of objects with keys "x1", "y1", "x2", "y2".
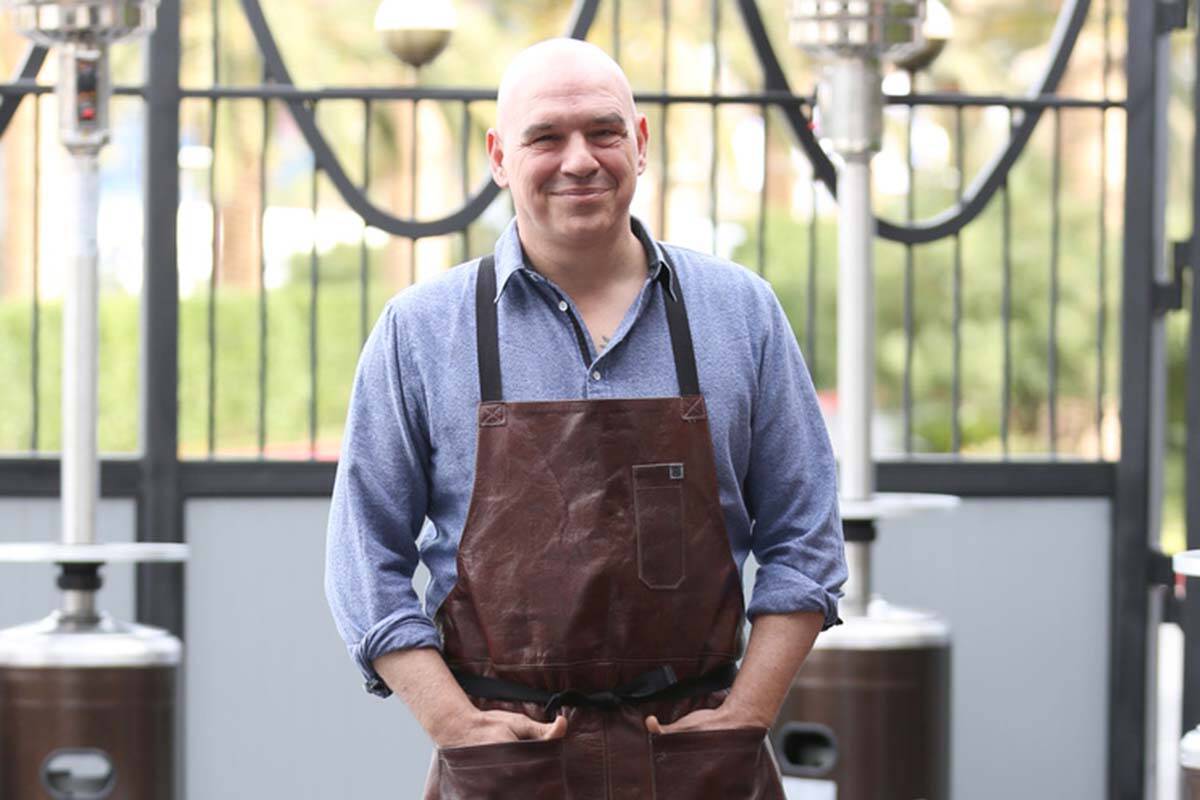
[
  {"x1": 635, "y1": 113, "x2": 649, "y2": 176},
  {"x1": 486, "y1": 128, "x2": 508, "y2": 188}
]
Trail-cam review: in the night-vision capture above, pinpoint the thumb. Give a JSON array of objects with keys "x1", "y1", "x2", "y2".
[
  {"x1": 541, "y1": 714, "x2": 568, "y2": 740},
  {"x1": 644, "y1": 715, "x2": 665, "y2": 735}
]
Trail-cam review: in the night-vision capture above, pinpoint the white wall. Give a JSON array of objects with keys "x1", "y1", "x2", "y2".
[
  {"x1": 0, "y1": 495, "x2": 1113, "y2": 799},
  {"x1": 873, "y1": 497, "x2": 1111, "y2": 800}
]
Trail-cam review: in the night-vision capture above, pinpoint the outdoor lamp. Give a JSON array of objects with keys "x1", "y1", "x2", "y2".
[
  {"x1": 374, "y1": 0, "x2": 457, "y2": 69},
  {"x1": 894, "y1": 0, "x2": 953, "y2": 75}
]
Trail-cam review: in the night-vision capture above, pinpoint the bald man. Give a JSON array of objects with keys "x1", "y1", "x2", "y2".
[{"x1": 326, "y1": 39, "x2": 845, "y2": 798}]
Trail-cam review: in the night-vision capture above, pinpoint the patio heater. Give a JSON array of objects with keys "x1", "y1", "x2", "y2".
[
  {"x1": 0, "y1": 3, "x2": 188, "y2": 799},
  {"x1": 772, "y1": 3, "x2": 956, "y2": 798}
]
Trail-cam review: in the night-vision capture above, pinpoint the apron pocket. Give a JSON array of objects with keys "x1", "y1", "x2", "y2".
[
  {"x1": 633, "y1": 462, "x2": 686, "y2": 589},
  {"x1": 436, "y1": 737, "x2": 566, "y2": 800},
  {"x1": 650, "y1": 726, "x2": 770, "y2": 800}
]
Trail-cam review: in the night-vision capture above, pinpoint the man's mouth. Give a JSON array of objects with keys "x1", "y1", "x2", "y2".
[{"x1": 552, "y1": 186, "x2": 610, "y2": 197}]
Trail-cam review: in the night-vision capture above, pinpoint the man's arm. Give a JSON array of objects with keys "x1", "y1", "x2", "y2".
[
  {"x1": 649, "y1": 280, "x2": 844, "y2": 733},
  {"x1": 328, "y1": 302, "x2": 566, "y2": 745},
  {"x1": 646, "y1": 611, "x2": 823, "y2": 733},
  {"x1": 325, "y1": 302, "x2": 442, "y2": 696},
  {"x1": 374, "y1": 648, "x2": 566, "y2": 747}
]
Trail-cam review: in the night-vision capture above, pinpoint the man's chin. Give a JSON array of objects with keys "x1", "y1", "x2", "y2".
[{"x1": 547, "y1": 209, "x2": 622, "y2": 239}]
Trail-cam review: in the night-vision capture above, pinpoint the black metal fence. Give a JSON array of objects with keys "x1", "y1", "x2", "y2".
[{"x1": 0, "y1": 0, "x2": 1188, "y2": 797}]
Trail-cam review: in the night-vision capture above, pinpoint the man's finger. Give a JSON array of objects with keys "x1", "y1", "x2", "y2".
[
  {"x1": 541, "y1": 714, "x2": 568, "y2": 740},
  {"x1": 509, "y1": 712, "x2": 567, "y2": 740},
  {"x1": 644, "y1": 715, "x2": 665, "y2": 735}
]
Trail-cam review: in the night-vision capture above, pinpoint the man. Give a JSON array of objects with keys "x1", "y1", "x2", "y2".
[{"x1": 325, "y1": 38, "x2": 845, "y2": 798}]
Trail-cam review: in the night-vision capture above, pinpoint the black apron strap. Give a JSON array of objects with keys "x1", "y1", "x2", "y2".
[
  {"x1": 451, "y1": 662, "x2": 738, "y2": 717},
  {"x1": 474, "y1": 245, "x2": 702, "y2": 402},
  {"x1": 658, "y1": 248, "x2": 701, "y2": 397},
  {"x1": 475, "y1": 255, "x2": 502, "y2": 403}
]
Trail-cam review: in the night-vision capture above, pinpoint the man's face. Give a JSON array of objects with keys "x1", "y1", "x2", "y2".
[{"x1": 488, "y1": 59, "x2": 648, "y2": 246}]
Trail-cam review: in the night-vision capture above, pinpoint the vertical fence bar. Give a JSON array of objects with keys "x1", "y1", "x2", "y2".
[
  {"x1": 410, "y1": 92, "x2": 419, "y2": 287},
  {"x1": 138, "y1": 0, "x2": 184, "y2": 637},
  {"x1": 709, "y1": 0, "x2": 719, "y2": 255},
  {"x1": 952, "y1": 106, "x2": 964, "y2": 454},
  {"x1": 612, "y1": 0, "x2": 620, "y2": 64},
  {"x1": 1001, "y1": 110, "x2": 1013, "y2": 456},
  {"x1": 658, "y1": 0, "x2": 669, "y2": 239},
  {"x1": 756, "y1": 104, "x2": 767, "y2": 277},
  {"x1": 1097, "y1": 102, "x2": 1109, "y2": 456},
  {"x1": 361, "y1": 98, "x2": 373, "y2": 345},
  {"x1": 903, "y1": 99, "x2": 915, "y2": 454},
  {"x1": 1110, "y1": 0, "x2": 1166, "y2": 793},
  {"x1": 257, "y1": 91, "x2": 269, "y2": 456},
  {"x1": 1181, "y1": 0, "x2": 1200, "y2": 738},
  {"x1": 1049, "y1": 107, "x2": 1062, "y2": 456},
  {"x1": 309, "y1": 127, "x2": 320, "y2": 459},
  {"x1": 206, "y1": 113, "x2": 218, "y2": 457},
  {"x1": 459, "y1": 101, "x2": 470, "y2": 264},
  {"x1": 998, "y1": 171, "x2": 1008, "y2": 455},
  {"x1": 807, "y1": 180, "x2": 818, "y2": 379},
  {"x1": 1097, "y1": 0, "x2": 1112, "y2": 453},
  {"x1": 30, "y1": 93, "x2": 41, "y2": 453}
]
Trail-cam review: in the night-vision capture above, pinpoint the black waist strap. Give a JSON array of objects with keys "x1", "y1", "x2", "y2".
[{"x1": 451, "y1": 662, "x2": 738, "y2": 717}]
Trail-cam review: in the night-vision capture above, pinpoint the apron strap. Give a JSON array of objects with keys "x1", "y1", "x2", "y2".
[
  {"x1": 474, "y1": 245, "x2": 702, "y2": 403},
  {"x1": 475, "y1": 255, "x2": 503, "y2": 403},
  {"x1": 451, "y1": 662, "x2": 737, "y2": 718},
  {"x1": 658, "y1": 248, "x2": 701, "y2": 397}
]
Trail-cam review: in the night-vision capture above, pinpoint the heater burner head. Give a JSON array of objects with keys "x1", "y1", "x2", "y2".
[{"x1": 8, "y1": 0, "x2": 157, "y2": 46}]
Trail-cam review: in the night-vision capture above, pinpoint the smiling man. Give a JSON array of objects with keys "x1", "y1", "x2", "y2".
[{"x1": 325, "y1": 38, "x2": 846, "y2": 799}]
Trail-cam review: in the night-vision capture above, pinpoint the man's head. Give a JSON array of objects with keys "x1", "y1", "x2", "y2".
[{"x1": 488, "y1": 39, "x2": 648, "y2": 250}]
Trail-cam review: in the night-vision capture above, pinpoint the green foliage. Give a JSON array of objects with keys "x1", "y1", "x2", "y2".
[
  {"x1": 0, "y1": 281, "x2": 376, "y2": 458},
  {"x1": 733, "y1": 138, "x2": 1117, "y2": 456}
]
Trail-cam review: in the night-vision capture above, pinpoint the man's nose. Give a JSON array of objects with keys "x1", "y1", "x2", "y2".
[{"x1": 560, "y1": 132, "x2": 600, "y2": 177}]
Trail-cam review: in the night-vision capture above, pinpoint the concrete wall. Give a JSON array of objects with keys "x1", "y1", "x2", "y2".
[{"x1": 0, "y1": 496, "x2": 1111, "y2": 799}]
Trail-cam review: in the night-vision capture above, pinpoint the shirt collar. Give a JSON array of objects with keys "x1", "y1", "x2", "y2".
[{"x1": 491, "y1": 216, "x2": 676, "y2": 302}]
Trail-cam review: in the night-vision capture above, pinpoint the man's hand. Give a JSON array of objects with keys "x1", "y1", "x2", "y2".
[
  {"x1": 436, "y1": 709, "x2": 567, "y2": 749},
  {"x1": 644, "y1": 611, "x2": 824, "y2": 737},
  {"x1": 373, "y1": 647, "x2": 568, "y2": 749},
  {"x1": 644, "y1": 696, "x2": 768, "y2": 736}
]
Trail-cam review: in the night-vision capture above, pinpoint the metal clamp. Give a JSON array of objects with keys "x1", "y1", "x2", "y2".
[
  {"x1": 1158, "y1": 0, "x2": 1191, "y2": 33},
  {"x1": 1157, "y1": 238, "x2": 1194, "y2": 315}
]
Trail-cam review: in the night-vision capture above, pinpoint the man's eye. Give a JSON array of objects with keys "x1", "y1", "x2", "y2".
[{"x1": 533, "y1": 134, "x2": 559, "y2": 144}]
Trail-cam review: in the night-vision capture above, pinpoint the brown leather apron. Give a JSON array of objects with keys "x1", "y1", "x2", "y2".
[{"x1": 423, "y1": 253, "x2": 785, "y2": 799}]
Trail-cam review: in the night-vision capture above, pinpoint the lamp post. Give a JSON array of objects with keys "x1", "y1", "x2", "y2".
[
  {"x1": 893, "y1": 0, "x2": 953, "y2": 76},
  {"x1": 373, "y1": 0, "x2": 456, "y2": 285}
]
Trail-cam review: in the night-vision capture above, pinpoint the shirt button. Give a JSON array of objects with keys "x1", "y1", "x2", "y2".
[
  {"x1": 591, "y1": 370, "x2": 602, "y2": 381},
  {"x1": 557, "y1": 300, "x2": 568, "y2": 312}
]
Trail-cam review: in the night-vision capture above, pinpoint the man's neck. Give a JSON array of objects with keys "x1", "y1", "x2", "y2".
[{"x1": 518, "y1": 218, "x2": 648, "y2": 299}]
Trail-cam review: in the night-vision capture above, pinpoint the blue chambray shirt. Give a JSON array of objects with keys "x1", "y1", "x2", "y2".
[{"x1": 325, "y1": 217, "x2": 846, "y2": 698}]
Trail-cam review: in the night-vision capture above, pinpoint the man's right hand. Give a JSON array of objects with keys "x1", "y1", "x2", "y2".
[
  {"x1": 435, "y1": 709, "x2": 568, "y2": 749},
  {"x1": 372, "y1": 648, "x2": 568, "y2": 749}
]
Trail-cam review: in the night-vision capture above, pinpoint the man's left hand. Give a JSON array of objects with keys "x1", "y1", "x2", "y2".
[{"x1": 643, "y1": 699, "x2": 770, "y2": 736}]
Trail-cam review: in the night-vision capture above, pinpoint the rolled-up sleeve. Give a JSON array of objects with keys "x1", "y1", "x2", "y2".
[
  {"x1": 743, "y1": 285, "x2": 846, "y2": 630},
  {"x1": 325, "y1": 300, "x2": 440, "y2": 698}
]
